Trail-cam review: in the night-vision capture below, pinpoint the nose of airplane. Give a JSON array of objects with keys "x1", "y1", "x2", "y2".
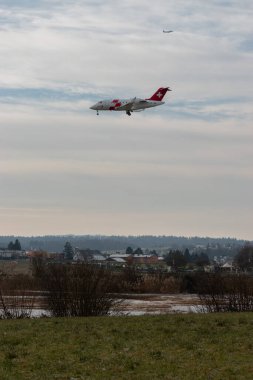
[{"x1": 90, "y1": 104, "x2": 97, "y2": 110}]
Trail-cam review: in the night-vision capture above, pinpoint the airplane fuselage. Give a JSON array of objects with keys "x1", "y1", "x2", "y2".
[{"x1": 91, "y1": 98, "x2": 164, "y2": 111}]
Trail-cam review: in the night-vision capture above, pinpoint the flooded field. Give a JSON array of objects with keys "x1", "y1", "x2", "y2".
[
  {"x1": 117, "y1": 293, "x2": 201, "y2": 315},
  {"x1": 0, "y1": 293, "x2": 202, "y2": 317}
]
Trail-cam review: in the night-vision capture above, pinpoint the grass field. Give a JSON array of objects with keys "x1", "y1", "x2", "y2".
[
  {"x1": 0, "y1": 260, "x2": 31, "y2": 276},
  {"x1": 0, "y1": 313, "x2": 253, "y2": 379}
]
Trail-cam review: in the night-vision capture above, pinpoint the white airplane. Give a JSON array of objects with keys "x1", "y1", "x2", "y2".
[{"x1": 90, "y1": 87, "x2": 171, "y2": 116}]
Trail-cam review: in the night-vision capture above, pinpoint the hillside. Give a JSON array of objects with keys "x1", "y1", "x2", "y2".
[{"x1": 0, "y1": 234, "x2": 247, "y2": 254}]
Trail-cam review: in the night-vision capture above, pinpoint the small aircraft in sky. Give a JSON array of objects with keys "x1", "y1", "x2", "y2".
[
  {"x1": 163, "y1": 30, "x2": 173, "y2": 33},
  {"x1": 90, "y1": 87, "x2": 171, "y2": 116}
]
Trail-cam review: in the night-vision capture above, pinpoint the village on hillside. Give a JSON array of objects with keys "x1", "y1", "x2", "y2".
[{"x1": 1, "y1": 238, "x2": 252, "y2": 274}]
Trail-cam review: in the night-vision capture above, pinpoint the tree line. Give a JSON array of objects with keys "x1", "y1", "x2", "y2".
[{"x1": 0, "y1": 234, "x2": 246, "y2": 253}]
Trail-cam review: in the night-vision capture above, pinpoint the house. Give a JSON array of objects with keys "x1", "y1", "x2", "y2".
[
  {"x1": 221, "y1": 262, "x2": 234, "y2": 272},
  {"x1": 108, "y1": 254, "x2": 130, "y2": 261},
  {"x1": 73, "y1": 248, "x2": 106, "y2": 263},
  {"x1": 0, "y1": 249, "x2": 26, "y2": 260},
  {"x1": 104, "y1": 256, "x2": 127, "y2": 268},
  {"x1": 27, "y1": 250, "x2": 64, "y2": 261},
  {"x1": 127, "y1": 254, "x2": 160, "y2": 265}
]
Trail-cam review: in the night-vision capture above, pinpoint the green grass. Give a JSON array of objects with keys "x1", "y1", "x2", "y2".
[{"x1": 0, "y1": 313, "x2": 253, "y2": 379}]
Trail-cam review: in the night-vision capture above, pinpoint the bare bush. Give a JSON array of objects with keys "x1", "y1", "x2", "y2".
[
  {"x1": 118, "y1": 266, "x2": 143, "y2": 292},
  {"x1": 115, "y1": 268, "x2": 182, "y2": 294},
  {"x1": 0, "y1": 274, "x2": 36, "y2": 319},
  {"x1": 134, "y1": 274, "x2": 180, "y2": 293},
  {"x1": 197, "y1": 273, "x2": 253, "y2": 312},
  {"x1": 41, "y1": 263, "x2": 118, "y2": 317},
  {"x1": 160, "y1": 276, "x2": 182, "y2": 293}
]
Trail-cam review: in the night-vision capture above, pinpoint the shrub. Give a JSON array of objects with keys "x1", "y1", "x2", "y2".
[
  {"x1": 40, "y1": 263, "x2": 118, "y2": 317},
  {"x1": 0, "y1": 274, "x2": 36, "y2": 319},
  {"x1": 197, "y1": 273, "x2": 253, "y2": 312}
]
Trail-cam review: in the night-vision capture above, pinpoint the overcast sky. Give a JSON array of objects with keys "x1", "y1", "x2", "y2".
[{"x1": 0, "y1": 0, "x2": 252, "y2": 239}]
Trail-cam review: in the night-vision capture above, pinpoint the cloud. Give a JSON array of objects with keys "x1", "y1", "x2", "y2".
[
  {"x1": 0, "y1": 0, "x2": 252, "y2": 238},
  {"x1": 0, "y1": 0, "x2": 252, "y2": 113}
]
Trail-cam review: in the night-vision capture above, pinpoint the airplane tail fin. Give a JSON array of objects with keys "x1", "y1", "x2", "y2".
[{"x1": 147, "y1": 87, "x2": 171, "y2": 101}]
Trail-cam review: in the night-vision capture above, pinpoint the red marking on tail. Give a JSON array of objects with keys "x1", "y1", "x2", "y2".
[{"x1": 147, "y1": 87, "x2": 171, "y2": 101}]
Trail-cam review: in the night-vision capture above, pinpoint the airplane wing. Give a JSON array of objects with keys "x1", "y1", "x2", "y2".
[
  {"x1": 115, "y1": 102, "x2": 134, "y2": 111},
  {"x1": 115, "y1": 97, "x2": 137, "y2": 111}
]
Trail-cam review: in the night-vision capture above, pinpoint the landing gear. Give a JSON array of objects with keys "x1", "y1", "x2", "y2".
[
  {"x1": 97, "y1": 111, "x2": 99, "y2": 115},
  {"x1": 126, "y1": 110, "x2": 131, "y2": 116}
]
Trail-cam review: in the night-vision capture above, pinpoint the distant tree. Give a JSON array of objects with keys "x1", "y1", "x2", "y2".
[
  {"x1": 13, "y1": 239, "x2": 22, "y2": 250},
  {"x1": 133, "y1": 247, "x2": 143, "y2": 255},
  {"x1": 234, "y1": 245, "x2": 253, "y2": 271},
  {"x1": 126, "y1": 246, "x2": 133, "y2": 255},
  {"x1": 184, "y1": 248, "x2": 191, "y2": 262},
  {"x1": 8, "y1": 239, "x2": 21, "y2": 251},
  {"x1": 194, "y1": 252, "x2": 210, "y2": 267},
  {"x1": 164, "y1": 250, "x2": 187, "y2": 269},
  {"x1": 8, "y1": 241, "x2": 14, "y2": 250},
  {"x1": 63, "y1": 242, "x2": 74, "y2": 260}
]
